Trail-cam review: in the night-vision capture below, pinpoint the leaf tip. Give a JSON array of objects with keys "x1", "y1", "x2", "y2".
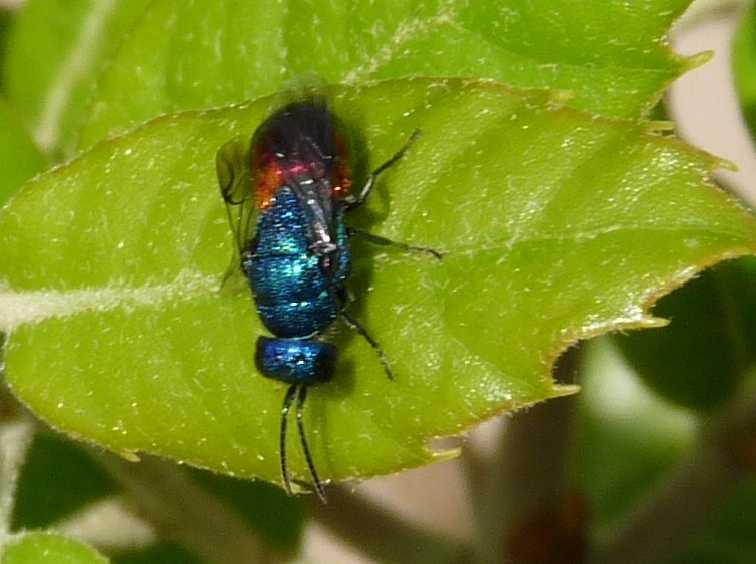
[
  {"x1": 429, "y1": 446, "x2": 461, "y2": 463},
  {"x1": 425, "y1": 436, "x2": 462, "y2": 462},
  {"x1": 116, "y1": 449, "x2": 141, "y2": 462},
  {"x1": 714, "y1": 156, "x2": 738, "y2": 172},
  {"x1": 551, "y1": 384, "x2": 581, "y2": 398},
  {"x1": 644, "y1": 120, "x2": 675, "y2": 134},
  {"x1": 685, "y1": 50, "x2": 714, "y2": 71},
  {"x1": 634, "y1": 316, "x2": 670, "y2": 329}
]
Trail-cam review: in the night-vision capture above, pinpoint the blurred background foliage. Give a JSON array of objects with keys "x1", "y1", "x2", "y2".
[{"x1": 1, "y1": 1, "x2": 756, "y2": 563}]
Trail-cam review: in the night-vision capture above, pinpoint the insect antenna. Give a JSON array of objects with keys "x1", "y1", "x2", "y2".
[
  {"x1": 280, "y1": 383, "x2": 299, "y2": 497},
  {"x1": 296, "y1": 386, "x2": 327, "y2": 502}
]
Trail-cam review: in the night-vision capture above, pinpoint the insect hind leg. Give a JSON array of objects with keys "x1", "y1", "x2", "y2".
[
  {"x1": 279, "y1": 383, "x2": 299, "y2": 497},
  {"x1": 296, "y1": 386, "x2": 327, "y2": 502},
  {"x1": 341, "y1": 311, "x2": 394, "y2": 381}
]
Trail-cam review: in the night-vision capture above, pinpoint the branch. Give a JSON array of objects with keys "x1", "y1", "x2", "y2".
[
  {"x1": 94, "y1": 454, "x2": 286, "y2": 564},
  {"x1": 311, "y1": 486, "x2": 475, "y2": 564},
  {"x1": 592, "y1": 390, "x2": 756, "y2": 564}
]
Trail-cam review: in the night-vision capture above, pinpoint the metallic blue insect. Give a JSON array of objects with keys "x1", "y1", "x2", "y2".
[{"x1": 217, "y1": 97, "x2": 440, "y2": 500}]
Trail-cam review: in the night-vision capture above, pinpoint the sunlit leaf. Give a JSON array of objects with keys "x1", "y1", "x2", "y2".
[
  {"x1": 1, "y1": 79, "x2": 754, "y2": 486},
  {"x1": 80, "y1": 0, "x2": 695, "y2": 147}
]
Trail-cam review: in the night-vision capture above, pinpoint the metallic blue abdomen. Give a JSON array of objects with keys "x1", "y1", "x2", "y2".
[
  {"x1": 256, "y1": 336, "x2": 335, "y2": 385},
  {"x1": 243, "y1": 187, "x2": 349, "y2": 339}
]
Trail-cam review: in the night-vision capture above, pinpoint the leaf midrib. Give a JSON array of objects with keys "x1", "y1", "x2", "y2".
[{"x1": 3, "y1": 220, "x2": 751, "y2": 336}]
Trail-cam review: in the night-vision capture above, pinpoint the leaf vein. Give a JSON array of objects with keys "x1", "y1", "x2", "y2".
[{"x1": 0, "y1": 270, "x2": 218, "y2": 333}]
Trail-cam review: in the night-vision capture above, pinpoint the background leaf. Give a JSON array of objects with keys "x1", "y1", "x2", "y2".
[
  {"x1": 188, "y1": 469, "x2": 304, "y2": 551},
  {"x1": 673, "y1": 480, "x2": 756, "y2": 564},
  {"x1": 733, "y1": 3, "x2": 756, "y2": 142},
  {"x1": 3, "y1": 0, "x2": 152, "y2": 157},
  {"x1": 112, "y1": 543, "x2": 201, "y2": 564},
  {"x1": 0, "y1": 7, "x2": 12, "y2": 92},
  {"x1": 1, "y1": 532, "x2": 108, "y2": 564},
  {"x1": 573, "y1": 338, "x2": 697, "y2": 528},
  {"x1": 80, "y1": 0, "x2": 695, "y2": 148},
  {"x1": 575, "y1": 338, "x2": 756, "y2": 564},
  {"x1": 614, "y1": 256, "x2": 756, "y2": 411},
  {"x1": 1, "y1": 79, "x2": 754, "y2": 486},
  {"x1": 12, "y1": 432, "x2": 117, "y2": 531},
  {"x1": 11, "y1": 433, "x2": 303, "y2": 556},
  {"x1": 0, "y1": 99, "x2": 45, "y2": 205}
]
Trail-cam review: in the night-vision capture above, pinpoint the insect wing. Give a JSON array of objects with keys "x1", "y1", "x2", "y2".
[{"x1": 216, "y1": 136, "x2": 257, "y2": 254}]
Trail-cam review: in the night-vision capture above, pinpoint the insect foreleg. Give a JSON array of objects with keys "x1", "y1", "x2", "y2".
[
  {"x1": 345, "y1": 129, "x2": 420, "y2": 209},
  {"x1": 347, "y1": 228, "x2": 443, "y2": 260}
]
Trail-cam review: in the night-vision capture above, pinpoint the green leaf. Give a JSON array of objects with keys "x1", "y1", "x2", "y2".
[
  {"x1": 80, "y1": 0, "x2": 695, "y2": 147},
  {"x1": 3, "y1": 0, "x2": 152, "y2": 156},
  {"x1": 1, "y1": 532, "x2": 108, "y2": 564},
  {"x1": 0, "y1": 99, "x2": 45, "y2": 205},
  {"x1": 733, "y1": 3, "x2": 756, "y2": 141},
  {"x1": 614, "y1": 256, "x2": 756, "y2": 411},
  {"x1": 1, "y1": 80, "x2": 755, "y2": 487}
]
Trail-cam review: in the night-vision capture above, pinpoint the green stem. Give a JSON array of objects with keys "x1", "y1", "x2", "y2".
[
  {"x1": 311, "y1": 486, "x2": 475, "y2": 564},
  {"x1": 592, "y1": 390, "x2": 756, "y2": 564},
  {"x1": 95, "y1": 454, "x2": 284, "y2": 564}
]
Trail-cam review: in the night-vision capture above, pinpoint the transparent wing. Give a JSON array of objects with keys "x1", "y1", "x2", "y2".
[
  {"x1": 216, "y1": 136, "x2": 256, "y2": 255},
  {"x1": 216, "y1": 136, "x2": 258, "y2": 292}
]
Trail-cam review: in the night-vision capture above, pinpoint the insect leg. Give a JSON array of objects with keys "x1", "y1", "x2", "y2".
[
  {"x1": 296, "y1": 386, "x2": 327, "y2": 503},
  {"x1": 346, "y1": 129, "x2": 421, "y2": 209},
  {"x1": 347, "y1": 227, "x2": 443, "y2": 260},
  {"x1": 341, "y1": 311, "x2": 394, "y2": 381},
  {"x1": 280, "y1": 383, "x2": 299, "y2": 497}
]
